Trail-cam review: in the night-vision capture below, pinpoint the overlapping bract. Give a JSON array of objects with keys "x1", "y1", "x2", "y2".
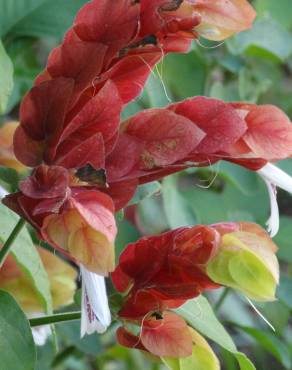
[
  {"x1": 4, "y1": 165, "x2": 116, "y2": 274},
  {"x1": 113, "y1": 222, "x2": 279, "y2": 359},
  {"x1": 112, "y1": 225, "x2": 219, "y2": 319},
  {"x1": 106, "y1": 98, "x2": 292, "y2": 185}
]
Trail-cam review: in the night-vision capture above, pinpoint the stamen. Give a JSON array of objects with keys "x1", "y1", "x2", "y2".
[{"x1": 245, "y1": 297, "x2": 275, "y2": 332}]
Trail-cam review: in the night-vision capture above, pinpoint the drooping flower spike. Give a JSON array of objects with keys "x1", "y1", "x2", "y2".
[
  {"x1": 3, "y1": 0, "x2": 261, "y2": 339},
  {"x1": 113, "y1": 221, "x2": 278, "y2": 360}
]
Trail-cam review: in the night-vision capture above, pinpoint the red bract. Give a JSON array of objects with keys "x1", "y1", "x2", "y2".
[
  {"x1": 3, "y1": 165, "x2": 117, "y2": 275},
  {"x1": 15, "y1": 81, "x2": 123, "y2": 168},
  {"x1": 14, "y1": 1, "x2": 208, "y2": 172},
  {"x1": 117, "y1": 311, "x2": 193, "y2": 358},
  {"x1": 73, "y1": 0, "x2": 140, "y2": 63},
  {"x1": 112, "y1": 225, "x2": 220, "y2": 319},
  {"x1": 227, "y1": 103, "x2": 292, "y2": 166},
  {"x1": 139, "y1": 0, "x2": 201, "y2": 52},
  {"x1": 106, "y1": 97, "x2": 292, "y2": 184},
  {"x1": 172, "y1": 0, "x2": 256, "y2": 41}
]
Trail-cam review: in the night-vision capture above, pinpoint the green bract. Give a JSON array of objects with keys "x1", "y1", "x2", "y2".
[{"x1": 207, "y1": 231, "x2": 279, "y2": 301}]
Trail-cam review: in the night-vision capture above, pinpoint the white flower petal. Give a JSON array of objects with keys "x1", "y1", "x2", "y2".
[
  {"x1": 80, "y1": 265, "x2": 111, "y2": 337},
  {"x1": 257, "y1": 163, "x2": 292, "y2": 237},
  {"x1": 0, "y1": 185, "x2": 8, "y2": 199},
  {"x1": 257, "y1": 163, "x2": 292, "y2": 194},
  {"x1": 28, "y1": 313, "x2": 52, "y2": 346},
  {"x1": 262, "y1": 178, "x2": 279, "y2": 238}
]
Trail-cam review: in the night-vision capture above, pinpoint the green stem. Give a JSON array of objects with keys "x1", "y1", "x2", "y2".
[
  {"x1": 0, "y1": 218, "x2": 26, "y2": 268},
  {"x1": 215, "y1": 288, "x2": 230, "y2": 312},
  {"x1": 29, "y1": 311, "x2": 81, "y2": 327}
]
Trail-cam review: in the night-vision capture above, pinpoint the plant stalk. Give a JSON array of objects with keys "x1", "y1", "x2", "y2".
[
  {"x1": 29, "y1": 311, "x2": 81, "y2": 327},
  {"x1": 0, "y1": 218, "x2": 26, "y2": 268}
]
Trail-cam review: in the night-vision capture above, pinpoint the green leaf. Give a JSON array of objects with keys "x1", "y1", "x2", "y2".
[
  {"x1": 115, "y1": 219, "x2": 140, "y2": 258},
  {"x1": 227, "y1": 18, "x2": 292, "y2": 61},
  {"x1": 0, "y1": 204, "x2": 52, "y2": 313},
  {"x1": 235, "y1": 325, "x2": 291, "y2": 369},
  {"x1": 184, "y1": 180, "x2": 267, "y2": 225},
  {"x1": 163, "y1": 49, "x2": 207, "y2": 99},
  {"x1": 274, "y1": 216, "x2": 292, "y2": 262},
  {"x1": 143, "y1": 73, "x2": 171, "y2": 108},
  {"x1": 0, "y1": 166, "x2": 19, "y2": 191},
  {"x1": 138, "y1": 196, "x2": 169, "y2": 235},
  {"x1": 260, "y1": 300, "x2": 290, "y2": 334},
  {"x1": 277, "y1": 274, "x2": 292, "y2": 309},
  {"x1": 255, "y1": 0, "x2": 292, "y2": 30},
  {"x1": 162, "y1": 174, "x2": 197, "y2": 228},
  {"x1": 175, "y1": 296, "x2": 256, "y2": 370},
  {"x1": 57, "y1": 321, "x2": 103, "y2": 356},
  {"x1": 209, "y1": 81, "x2": 240, "y2": 101},
  {"x1": 129, "y1": 182, "x2": 161, "y2": 206},
  {"x1": 238, "y1": 67, "x2": 271, "y2": 103},
  {"x1": 0, "y1": 40, "x2": 13, "y2": 113},
  {"x1": 0, "y1": 290, "x2": 36, "y2": 370},
  {"x1": 0, "y1": 0, "x2": 47, "y2": 37},
  {"x1": 219, "y1": 162, "x2": 260, "y2": 195},
  {"x1": 8, "y1": 0, "x2": 88, "y2": 39}
]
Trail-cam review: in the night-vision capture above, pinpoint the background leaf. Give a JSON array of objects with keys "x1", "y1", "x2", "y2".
[
  {"x1": 0, "y1": 40, "x2": 13, "y2": 113},
  {"x1": 0, "y1": 290, "x2": 36, "y2": 370},
  {"x1": 0, "y1": 204, "x2": 52, "y2": 313},
  {"x1": 176, "y1": 296, "x2": 256, "y2": 370}
]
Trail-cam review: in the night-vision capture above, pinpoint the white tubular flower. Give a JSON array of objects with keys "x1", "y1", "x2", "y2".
[
  {"x1": 257, "y1": 163, "x2": 292, "y2": 237},
  {"x1": 80, "y1": 265, "x2": 111, "y2": 337}
]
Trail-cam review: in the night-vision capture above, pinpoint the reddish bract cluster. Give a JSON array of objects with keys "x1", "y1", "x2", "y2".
[
  {"x1": 112, "y1": 225, "x2": 220, "y2": 318},
  {"x1": 112, "y1": 222, "x2": 239, "y2": 357},
  {"x1": 14, "y1": 0, "x2": 204, "y2": 170},
  {"x1": 5, "y1": 165, "x2": 116, "y2": 274}
]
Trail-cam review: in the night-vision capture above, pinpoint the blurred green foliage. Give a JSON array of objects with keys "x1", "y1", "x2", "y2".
[{"x1": 0, "y1": 0, "x2": 291, "y2": 369}]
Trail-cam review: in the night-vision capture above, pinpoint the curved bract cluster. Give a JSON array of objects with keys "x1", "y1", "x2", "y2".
[
  {"x1": 1, "y1": 0, "x2": 291, "y2": 361},
  {"x1": 113, "y1": 222, "x2": 278, "y2": 361}
]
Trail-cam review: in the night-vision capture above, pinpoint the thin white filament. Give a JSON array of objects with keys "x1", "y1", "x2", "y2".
[{"x1": 245, "y1": 297, "x2": 275, "y2": 332}]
